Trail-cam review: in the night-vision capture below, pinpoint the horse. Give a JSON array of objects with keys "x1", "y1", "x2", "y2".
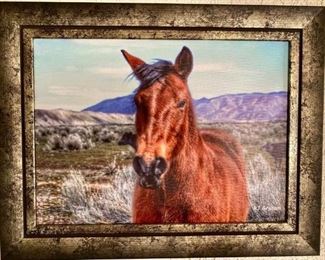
[{"x1": 121, "y1": 46, "x2": 249, "y2": 223}]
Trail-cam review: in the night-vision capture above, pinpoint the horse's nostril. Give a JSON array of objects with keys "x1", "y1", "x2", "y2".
[
  {"x1": 133, "y1": 156, "x2": 167, "y2": 177},
  {"x1": 133, "y1": 156, "x2": 146, "y2": 176},
  {"x1": 154, "y1": 156, "x2": 167, "y2": 176}
]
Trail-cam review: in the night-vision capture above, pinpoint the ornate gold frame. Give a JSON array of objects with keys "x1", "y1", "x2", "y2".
[{"x1": 0, "y1": 3, "x2": 323, "y2": 259}]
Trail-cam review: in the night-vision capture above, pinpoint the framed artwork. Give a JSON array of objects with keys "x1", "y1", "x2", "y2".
[
  {"x1": 0, "y1": 2, "x2": 324, "y2": 259},
  {"x1": 32, "y1": 37, "x2": 289, "y2": 226}
]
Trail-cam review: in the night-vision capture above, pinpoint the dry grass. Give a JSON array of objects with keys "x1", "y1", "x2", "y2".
[
  {"x1": 36, "y1": 121, "x2": 287, "y2": 224},
  {"x1": 61, "y1": 164, "x2": 136, "y2": 224},
  {"x1": 245, "y1": 149, "x2": 286, "y2": 221}
]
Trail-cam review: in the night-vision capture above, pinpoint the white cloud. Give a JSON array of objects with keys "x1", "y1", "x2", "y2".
[
  {"x1": 65, "y1": 65, "x2": 79, "y2": 72},
  {"x1": 194, "y1": 62, "x2": 235, "y2": 73},
  {"x1": 194, "y1": 62, "x2": 264, "y2": 76},
  {"x1": 48, "y1": 85, "x2": 83, "y2": 96},
  {"x1": 89, "y1": 66, "x2": 131, "y2": 76}
]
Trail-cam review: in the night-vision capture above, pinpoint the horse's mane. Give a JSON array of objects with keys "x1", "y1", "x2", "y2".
[{"x1": 130, "y1": 59, "x2": 174, "y2": 89}]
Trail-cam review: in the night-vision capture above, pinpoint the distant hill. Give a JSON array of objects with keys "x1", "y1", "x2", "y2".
[
  {"x1": 194, "y1": 92, "x2": 287, "y2": 123},
  {"x1": 36, "y1": 92, "x2": 287, "y2": 126},
  {"x1": 35, "y1": 109, "x2": 134, "y2": 126},
  {"x1": 83, "y1": 94, "x2": 136, "y2": 114},
  {"x1": 83, "y1": 91, "x2": 287, "y2": 123}
]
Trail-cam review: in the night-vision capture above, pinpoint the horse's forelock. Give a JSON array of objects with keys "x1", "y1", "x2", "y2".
[{"x1": 130, "y1": 59, "x2": 174, "y2": 89}]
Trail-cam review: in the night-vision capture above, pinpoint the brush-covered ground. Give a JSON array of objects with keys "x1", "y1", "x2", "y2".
[{"x1": 35, "y1": 122, "x2": 287, "y2": 224}]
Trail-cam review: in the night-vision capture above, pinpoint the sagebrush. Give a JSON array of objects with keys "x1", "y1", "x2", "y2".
[
  {"x1": 36, "y1": 122, "x2": 287, "y2": 224},
  {"x1": 61, "y1": 161, "x2": 136, "y2": 223}
]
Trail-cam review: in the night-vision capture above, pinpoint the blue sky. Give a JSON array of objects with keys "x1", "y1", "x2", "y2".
[{"x1": 34, "y1": 39, "x2": 289, "y2": 111}]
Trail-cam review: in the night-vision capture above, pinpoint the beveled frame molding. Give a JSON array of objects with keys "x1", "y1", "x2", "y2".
[
  {"x1": 22, "y1": 27, "x2": 300, "y2": 237},
  {"x1": 0, "y1": 3, "x2": 324, "y2": 259}
]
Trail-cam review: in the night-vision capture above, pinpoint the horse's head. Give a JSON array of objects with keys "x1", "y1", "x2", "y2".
[{"x1": 122, "y1": 47, "x2": 194, "y2": 189}]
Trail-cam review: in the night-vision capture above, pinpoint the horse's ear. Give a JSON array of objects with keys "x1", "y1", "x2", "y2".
[
  {"x1": 174, "y1": 46, "x2": 193, "y2": 79},
  {"x1": 121, "y1": 50, "x2": 145, "y2": 72}
]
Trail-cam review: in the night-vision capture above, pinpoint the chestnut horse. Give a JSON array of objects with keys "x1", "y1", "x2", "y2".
[{"x1": 122, "y1": 47, "x2": 249, "y2": 223}]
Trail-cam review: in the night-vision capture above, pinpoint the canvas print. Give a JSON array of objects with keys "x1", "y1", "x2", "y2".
[{"x1": 34, "y1": 39, "x2": 288, "y2": 224}]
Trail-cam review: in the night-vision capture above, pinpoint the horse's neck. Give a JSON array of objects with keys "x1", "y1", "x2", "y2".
[
  {"x1": 176, "y1": 103, "x2": 200, "y2": 145},
  {"x1": 161, "y1": 137, "x2": 207, "y2": 207},
  {"x1": 166, "y1": 111, "x2": 208, "y2": 187},
  {"x1": 171, "y1": 135, "x2": 205, "y2": 175}
]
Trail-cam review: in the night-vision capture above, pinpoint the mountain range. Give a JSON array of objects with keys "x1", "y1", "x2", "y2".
[
  {"x1": 83, "y1": 94, "x2": 136, "y2": 115},
  {"x1": 36, "y1": 92, "x2": 287, "y2": 126},
  {"x1": 83, "y1": 91, "x2": 287, "y2": 123}
]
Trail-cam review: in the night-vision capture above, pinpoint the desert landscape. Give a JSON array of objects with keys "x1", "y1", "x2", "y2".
[{"x1": 35, "y1": 91, "x2": 287, "y2": 224}]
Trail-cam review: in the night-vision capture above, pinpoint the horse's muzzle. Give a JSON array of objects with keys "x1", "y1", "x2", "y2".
[{"x1": 133, "y1": 156, "x2": 167, "y2": 189}]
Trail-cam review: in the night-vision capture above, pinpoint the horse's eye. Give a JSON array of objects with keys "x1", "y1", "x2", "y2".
[{"x1": 177, "y1": 100, "x2": 186, "y2": 109}]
